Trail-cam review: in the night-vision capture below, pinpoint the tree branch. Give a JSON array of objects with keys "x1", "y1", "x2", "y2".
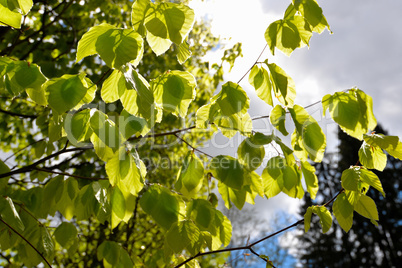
[
  {"x1": 0, "y1": 108, "x2": 37, "y2": 119},
  {"x1": 0, "y1": 217, "x2": 52, "y2": 267},
  {"x1": 34, "y1": 167, "x2": 107, "y2": 181},
  {"x1": 237, "y1": 44, "x2": 268, "y2": 84},
  {"x1": 175, "y1": 188, "x2": 345, "y2": 268},
  {"x1": 174, "y1": 133, "x2": 213, "y2": 158}
]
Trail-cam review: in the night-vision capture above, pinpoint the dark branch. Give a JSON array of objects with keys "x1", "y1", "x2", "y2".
[
  {"x1": 0, "y1": 108, "x2": 37, "y2": 119},
  {"x1": 175, "y1": 188, "x2": 345, "y2": 267},
  {"x1": 0, "y1": 217, "x2": 52, "y2": 267}
]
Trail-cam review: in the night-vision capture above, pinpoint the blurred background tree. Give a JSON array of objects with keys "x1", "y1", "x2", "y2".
[{"x1": 296, "y1": 125, "x2": 402, "y2": 267}]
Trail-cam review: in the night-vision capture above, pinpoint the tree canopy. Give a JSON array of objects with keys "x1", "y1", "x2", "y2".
[{"x1": 0, "y1": 0, "x2": 401, "y2": 267}]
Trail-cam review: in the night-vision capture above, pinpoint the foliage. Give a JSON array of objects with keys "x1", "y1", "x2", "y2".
[
  {"x1": 0, "y1": 0, "x2": 401, "y2": 267},
  {"x1": 296, "y1": 126, "x2": 402, "y2": 267}
]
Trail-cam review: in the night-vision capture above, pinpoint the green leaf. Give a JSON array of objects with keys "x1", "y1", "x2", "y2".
[
  {"x1": 332, "y1": 193, "x2": 354, "y2": 232},
  {"x1": 97, "y1": 241, "x2": 120, "y2": 266},
  {"x1": 289, "y1": 105, "x2": 326, "y2": 162},
  {"x1": 90, "y1": 109, "x2": 124, "y2": 151},
  {"x1": 341, "y1": 167, "x2": 360, "y2": 192},
  {"x1": 177, "y1": 40, "x2": 192, "y2": 64},
  {"x1": 5, "y1": 61, "x2": 47, "y2": 100},
  {"x1": 214, "y1": 112, "x2": 253, "y2": 138},
  {"x1": 118, "y1": 109, "x2": 150, "y2": 139},
  {"x1": 248, "y1": 65, "x2": 273, "y2": 106},
  {"x1": 120, "y1": 67, "x2": 156, "y2": 120},
  {"x1": 358, "y1": 142, "x2": 387, "y2": 171},
  {"x1": 267, "y1": 63, "x2": 296, "y2": 107},
  {"x1": 270, "y1": 105, "x2": 288, "y2": 136},
  {"x1": 209, "y1": 155, "x2": 247, "y2": 190},
  {"x1": 140, "y1": 185, "x2": 185, "y2": 230},
  {"x1": 364, "y1": 133, "x2": 402, "y2": 160},
  {"x1": 165, "y1": 220, "x2": 201, "y2": 255},
  {"x1": 262, "y1": 156, "x2": 303, "y2": 199},
  {"x1": 101, "y1": 69, "x2": 126, "y2": 103},
  {"x1": 300, "y1": 160, "x2": 318, "y2": 199},
  {"x1": 105, "y1": 148, "x2": 145, "y2": 196},
  {"x1": 39, "y1": 226, "x2": 55, "y2": 262},
  {"x1": 151, "y1": 70, "x2": 196, "y2": 118},
  {"x1": 111, "y1": 186, "x2": 125, "y2": 221},
  {"x1": 265, "y1": 19, "x2": 301, "y2": 56},
  {"x1": 293, "y1": 0, "x2": 330, "y2": 33},
  {"x1": 110, "y1": 187, "x2": 136, "y2": 229},
  {"x1": 214, "y1": 81, "x2": 249, "y2": 117},
  {"x1": 0, "y1": 159, "x2": 11, "y2": 183},
  {"x1": 76, "y1": 23, "x2": 144, "y2": 69},
  {"x1": 304, "y1": 207, "x2": 313, "y2": 232},
  {"x1": 315, "y1": 206, "x2": 332, "y2": 233},
  {"x1": 354, "y1": 195, "x2": 379, "y2": 221},
  {"x1": 5, "y1": 0, "x2": 33, "y2": 15},
  {"x1": 0, "y1": 197, "x2": 25, "y2": 232},
  {"x1": 360, "y1": 168, "x2": 385, "y2": 197},
  {"x1": 90, "y1": 132, "x2": 115, "y2": 162},
  {"x1": 322, "y1": 89, "x2": 376, "y2": 140},
  {"x1": 175, "y1": 152, "x2": 204, "y2": 198},
  {"x1": 0, "y1": 3, "x2": 22, "y2": 28},
  {"x1": 54, "y1": 222, "x2": 77, "y2": 248},
  {"x1": 217, "y1": 181, "x2": 247, "y2": 210},
  {"x1": 144, "y1": 2, "x2": 195, "y2": 55},
  {"x1": 64, "y1": 109, "x2": 92, "y2": 146},
  {"x1": 363, "y1": 133, "x2": 399, "y2": 150},
  {"x1": 131, "y1": 0, "x2": 150, "y2": 36},
  {"x1": 44, "y1": 73, "x2": 90, "y2": 115},
  {"x1": 237, "y1": 137, "x2": 265, "y2": 171}
]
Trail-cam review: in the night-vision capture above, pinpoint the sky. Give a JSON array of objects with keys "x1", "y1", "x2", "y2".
[
  {"x1": 188, "y1": 0, "x2": 402, "y2": 263},
  {"x1": 188, "y1": 0, "x2": 402, "y2": 215}
]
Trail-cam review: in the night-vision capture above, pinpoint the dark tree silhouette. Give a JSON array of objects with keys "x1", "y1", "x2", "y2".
[{"x1": 296, "y1": 125, "x2": 402, "y2": 267}]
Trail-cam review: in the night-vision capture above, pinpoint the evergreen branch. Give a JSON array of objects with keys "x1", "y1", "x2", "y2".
[{"x1": 0, "y1": 217, "x2": 52, "y2": 267}]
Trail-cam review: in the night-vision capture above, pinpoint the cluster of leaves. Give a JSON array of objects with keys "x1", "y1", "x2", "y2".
[{"x1": 0, "y1": 0, "x2": 401, "y2": 267}]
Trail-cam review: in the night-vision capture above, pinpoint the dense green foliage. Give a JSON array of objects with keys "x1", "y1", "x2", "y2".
[{"x1": 0, "y1": 0, "x2": 401, "y2": 267}]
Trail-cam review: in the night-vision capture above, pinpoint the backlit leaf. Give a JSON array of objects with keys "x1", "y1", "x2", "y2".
[
  {"x1": 175, "y1": 152, "x2": 204, "y2": 198},
  {"x1": 151, "y1": 70, "x2": 196, "y2": 118},
  {"x1": 358, "y1": 142, "x2": 387, "y2": 171},
  {"x1": 289, "y1": 105, "x2": 326, "y2": 162},
  {"x1": 270, "y1": 105, "x2": 288, "y2": 136},
  {"x1": 332, "y1": 193, "x2": 354, "y2": 232},
  {"x1": 354, "y1": 195, "x2": 379, "y2": 221},
  {"x1": 249, "y1": 65, "x2": 273, "y2": 106},
  {"x1": 44, "y1": 73, "x2": 90, "y2": 115},
  {"x1": 77, "y1": 23, "x2": 144, "y2": 69},
  {"x1": 301, "y1": 160, "x2": 318, "y2": 199},
  {"x1": 237, "y1": 137, "x2": 265, "y2": 171},
  {"x1": 267, "y1": 63, "x2": 296, "y2": 107},
  {"x1": 209, "y1": 155, "x2": 247, "y2": 190},
  {"x1": 140, "y1": 185, "x2": 185, "y2": 230},
  {"x1": 144, "y1": 2, "x2": 195, "y2": 55}
]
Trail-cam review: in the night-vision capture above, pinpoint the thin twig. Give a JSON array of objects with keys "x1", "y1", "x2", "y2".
[
  {"x1": 237, "y1": 44, "x2": 268, "y2": 84},
  {"x1": 175, "y1": 187, "x2": 345, "y2": 268},
  {"x1": 34, "y1": 167, "x2": 107, "y2": 181},
  {"x1": 174, "y1": 133, "x2": 213, "y2": 158},
  {"x1": 0, "y1": 108, "x2": 37, "y2": 119},
  {"x1": 4, "y1": 138, "x2": 45, "y2": 162},
  {"x1": 0, "y1": 217, "x2": 52, "y2": 267}
]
